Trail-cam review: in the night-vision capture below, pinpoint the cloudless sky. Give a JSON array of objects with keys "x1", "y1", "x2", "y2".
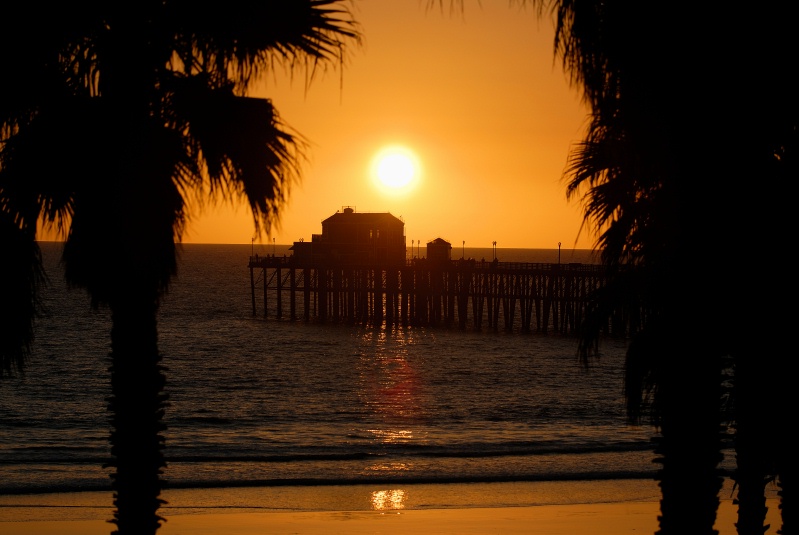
[{"x1": 77, "y1": 2, "x2": 595, "y2": 250}]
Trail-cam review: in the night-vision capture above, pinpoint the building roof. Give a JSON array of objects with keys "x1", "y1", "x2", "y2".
[
  {"x1": 427, "y1": 237, "x2": 452, "y2": 247},
  {"x1": 322, "y1": 207, "x2": 404, "y2": 226}
]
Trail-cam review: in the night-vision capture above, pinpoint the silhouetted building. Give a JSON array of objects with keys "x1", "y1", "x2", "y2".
[
  {"x1": 426, "y1": 238, "x2": 452, "y2": 264},
  {"x1": 290, "y1": 206, "x2": 406, "y2": 265},
  {"x1": 289, "y1": 238, "x2": 314, "y2": 263}
]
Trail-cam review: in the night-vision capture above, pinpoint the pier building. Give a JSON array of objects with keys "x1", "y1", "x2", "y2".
[{"x1": 289, "y1": 206, "x2": 406, "y2": 265}]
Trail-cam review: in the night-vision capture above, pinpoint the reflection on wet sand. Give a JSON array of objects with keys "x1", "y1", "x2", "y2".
[{"x1": 371, "y1": 489, "x2": 407, "y2": 510}]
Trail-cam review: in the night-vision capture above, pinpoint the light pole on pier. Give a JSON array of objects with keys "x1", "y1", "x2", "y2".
[
  {"x1": 462, "y1": 240, "x2": 465, "y2": 259},
  {"x1": 558, "y1": 242, "x2": 561, "y2": 264},
  {"x1": 492, "y1": 241, "x2": 496, "y2": 260}
]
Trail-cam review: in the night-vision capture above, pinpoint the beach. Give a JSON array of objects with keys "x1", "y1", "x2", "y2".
[
  {"x1": 0, "y1": 504, "x2": 665, "y2": 535},
  {"x1": 0, "y1": 480, "x2": 783, "y2": 534}
]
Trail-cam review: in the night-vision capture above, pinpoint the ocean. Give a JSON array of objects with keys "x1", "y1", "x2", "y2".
[{"x1": 0, "y1": 242, "x2": 745, "y2": 517}]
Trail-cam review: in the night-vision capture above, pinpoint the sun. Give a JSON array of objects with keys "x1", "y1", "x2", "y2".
[
  {"x1": 370, "y1": 145, "x2": 422, "y2": 196},
  {"x1": 378, "y1": 154, "x2": 414, "y2": 187}
]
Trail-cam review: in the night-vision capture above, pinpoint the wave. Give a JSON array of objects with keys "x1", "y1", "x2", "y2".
[
  {"x1": 163, "y1": 471, "x2": 660, "y2": 490},
  {"x1": 0, "y1": 469, "x2": 661, "y2": 496},
  {"x1": 1, "y1": 440, "x2": 655, "y2": 465}
]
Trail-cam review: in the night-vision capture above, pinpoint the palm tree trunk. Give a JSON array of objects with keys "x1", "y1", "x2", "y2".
[
  {"x1": 107, "y1": 291, "x2": 167, "y2": 535},
  {"x1": 654, "y1": 338, "x2": 724, "y2": 535},
  {"x1": 777, "y1": 470, "x2": 794, "y2": 535},
  {"x1": 775, "y1": 357, "x2": 793, "y2": 535},
  {"x1": 733, "y1": 349, "x2": 772, "y2": 535}
]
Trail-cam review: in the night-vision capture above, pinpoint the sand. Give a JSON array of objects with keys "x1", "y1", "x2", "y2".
[{"x1": 0, "y1": 481, "x2": 783, "y2": 535}]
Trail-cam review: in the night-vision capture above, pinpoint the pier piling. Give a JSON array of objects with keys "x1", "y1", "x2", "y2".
[{"x1": 248, "y1": 257, "x2": 611, "y2": 335}]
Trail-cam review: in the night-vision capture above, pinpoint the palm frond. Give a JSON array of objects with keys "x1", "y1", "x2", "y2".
[
  {"x1": 169, "y1": 79, "x2": 305, "y2": 237},
  {"x1": 171, "y1": 0, "x2": 361, "y2": 90}
]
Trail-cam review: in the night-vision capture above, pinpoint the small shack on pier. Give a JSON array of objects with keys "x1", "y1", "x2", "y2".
[
  {"x1": 290, "y1": 206, "x2": 406, "y2": 265},
  {"x1": 426, "y1": 238, "x2": 452, "y2": 264}
]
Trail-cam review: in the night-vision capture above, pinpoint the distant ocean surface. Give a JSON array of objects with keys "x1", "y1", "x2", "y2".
[{"x1": 1, "y1": 242, "x2": 735, "y2": 512}]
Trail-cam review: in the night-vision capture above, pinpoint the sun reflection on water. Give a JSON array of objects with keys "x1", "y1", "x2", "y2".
[
  {"x1": 355, "y1": 327, "x2": 432, "y2": 455},
  {"x1": 371, "y1": 489, "x2": 407, "y2": 510},
  {"x1": 368, "y1": 428, "x2": 414, "y2": 443},
  {"x1": 365, "y1": 461, "x2": 411, "y2": 473}
]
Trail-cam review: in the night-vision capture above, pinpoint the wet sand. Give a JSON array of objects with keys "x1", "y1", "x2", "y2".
[{"x1": 0, "y1": 481, "x2": 782, "y2": 535}]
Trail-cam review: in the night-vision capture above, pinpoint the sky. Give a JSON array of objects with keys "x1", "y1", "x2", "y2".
[{"x1": 130, "y1": 2, "x2": 596, "y2": 249}]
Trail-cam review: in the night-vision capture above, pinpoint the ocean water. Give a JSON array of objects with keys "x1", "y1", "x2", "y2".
[{"x1": 1, "y1": 242, "x2": 699, "y2": 513}]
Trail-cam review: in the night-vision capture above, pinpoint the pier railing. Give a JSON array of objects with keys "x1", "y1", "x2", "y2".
[{"x1": 248, "y1": 255, "x2": 616, "y2": 334}]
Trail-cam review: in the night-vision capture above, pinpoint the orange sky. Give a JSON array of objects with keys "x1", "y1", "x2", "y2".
[{"x1": 53, "y1": 2, "x2": 595, "y2": 249}]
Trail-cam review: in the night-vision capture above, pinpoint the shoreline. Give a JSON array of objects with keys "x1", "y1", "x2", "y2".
[{"x1": 0, "y1": 479, "x2": 783, "y2": 534}]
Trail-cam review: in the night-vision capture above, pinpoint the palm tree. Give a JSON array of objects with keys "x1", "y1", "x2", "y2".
[
  {"x1": 728, "y1": 119, "x2": 796, "y2": 535},
  {"x1": 0, "y1": 2, "x2": 359, "y2": 533},
  {"x1": 563, "y1": 78, "x2": 727, "y2": 535},
  {"x1": 526, "y1": 1, "x2": 796, "y2": 533},
  {"x1": 541, "y1": 4, "x2": 725, "y2": 533}
]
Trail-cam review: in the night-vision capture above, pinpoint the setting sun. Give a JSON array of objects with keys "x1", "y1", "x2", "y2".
[
  {"x1": 370, "y1": 145, "x2": 421, "y2": 196},
  {"x1": 378, "y1": 154, "x2": 413, "y2": 187}
]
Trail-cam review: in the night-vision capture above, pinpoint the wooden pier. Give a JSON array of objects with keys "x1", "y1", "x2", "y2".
[{"x1": 249, "y1": 256, "x2": 615, "y2": 334}]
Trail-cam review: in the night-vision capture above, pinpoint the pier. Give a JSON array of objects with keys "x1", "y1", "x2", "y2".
[{"x1": 248, "y1": 256, "x2": 614, "y2": 335}]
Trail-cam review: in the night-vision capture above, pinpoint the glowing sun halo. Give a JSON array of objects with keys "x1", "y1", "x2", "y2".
[{"x1": 371, "y1": 146, "x2": 421, "y2": 195}]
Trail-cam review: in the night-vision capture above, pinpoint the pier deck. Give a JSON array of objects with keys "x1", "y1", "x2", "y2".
[{"x1": 249, "y1": 256, "x2": 616, "y2": 334}]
